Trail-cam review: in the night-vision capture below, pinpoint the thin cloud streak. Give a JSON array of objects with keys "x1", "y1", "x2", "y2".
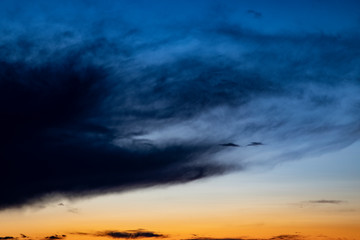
[{"x1": 308, "y1": 200, "x2": 345, "y2": 204}]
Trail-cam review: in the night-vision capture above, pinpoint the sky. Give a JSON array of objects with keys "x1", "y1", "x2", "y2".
[{"x1": 0, "y1": 0, "x2": 360, "y2": 240}]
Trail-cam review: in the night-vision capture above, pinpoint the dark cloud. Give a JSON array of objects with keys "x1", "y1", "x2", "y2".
[
  {"x1": 1, "y1": 1, "x2": 360, "y2": 209},
  {"x1": 45, "y1": 235, "x2": 66, "y2": 240},
  {"x1": 246, "y1": 142, "x2": 264, "y2": 147},
  {"x1": 0, "y1": 41, "x2": 231, "y2": 210},
  {"x1": 0, "y1": 237, "x2": 15, "y2": 240},
  {"x1": 269, "y1": 236, "x2": 301, "y2": 240},
  {"x1": 98, "y1": 230, "x2": 165, "y2": 239},
  {"x1": 20, "y1": 235, "x2": 27, "y2": 239},
  {"x1": 73, "y1": 230, "x2": 165, "y2": 239},
  {"x1": 220, "y1": 143, "x2": 241, "y2": 147}
]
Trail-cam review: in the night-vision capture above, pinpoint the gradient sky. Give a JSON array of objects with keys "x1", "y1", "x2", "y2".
[{"x1": 0, "y1": 1, "x2": 360, "y2": 240}]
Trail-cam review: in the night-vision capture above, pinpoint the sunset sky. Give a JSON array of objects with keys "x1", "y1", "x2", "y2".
[{"x1": 0, "y1": 1, "x2": 360, "y2": 240}]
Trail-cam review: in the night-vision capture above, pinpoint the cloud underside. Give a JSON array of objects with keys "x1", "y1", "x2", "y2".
[
  {"x1": 308, "y1": 200, "x2": 344, "y2": 204},
  {"x1": 1, "y1": 1, "x2": 360, "y2": 209}
]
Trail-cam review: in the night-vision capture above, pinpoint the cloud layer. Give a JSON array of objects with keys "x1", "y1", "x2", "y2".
[
  {"x1": 74, "y1": 230, "x2": 165, "y2": 239},
  {"x1": 1, "y1": 0, "x2": 360, "y2": 209}
]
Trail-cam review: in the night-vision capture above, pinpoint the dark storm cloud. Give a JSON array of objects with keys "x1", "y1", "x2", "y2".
[
  {"x1": 1, "y1": 0, "x2": 360, "y2": 209},
  {"x1": 0, "y1": 237, "x2": 15, "y2": 240},
  {"x1": 0, "y1": 41, "x2": 230, "y2": 210}
]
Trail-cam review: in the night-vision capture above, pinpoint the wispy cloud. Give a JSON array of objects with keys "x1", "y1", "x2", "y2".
[
  {"x1": 308, "y1": 200, "x2": 345, "y2": 204},
  {"x1": 57, "y1": 203, "x2": 79, "y2": 214},
  {"x1": 295, "y1": 199, "x2": 347, "y2": 208}
]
